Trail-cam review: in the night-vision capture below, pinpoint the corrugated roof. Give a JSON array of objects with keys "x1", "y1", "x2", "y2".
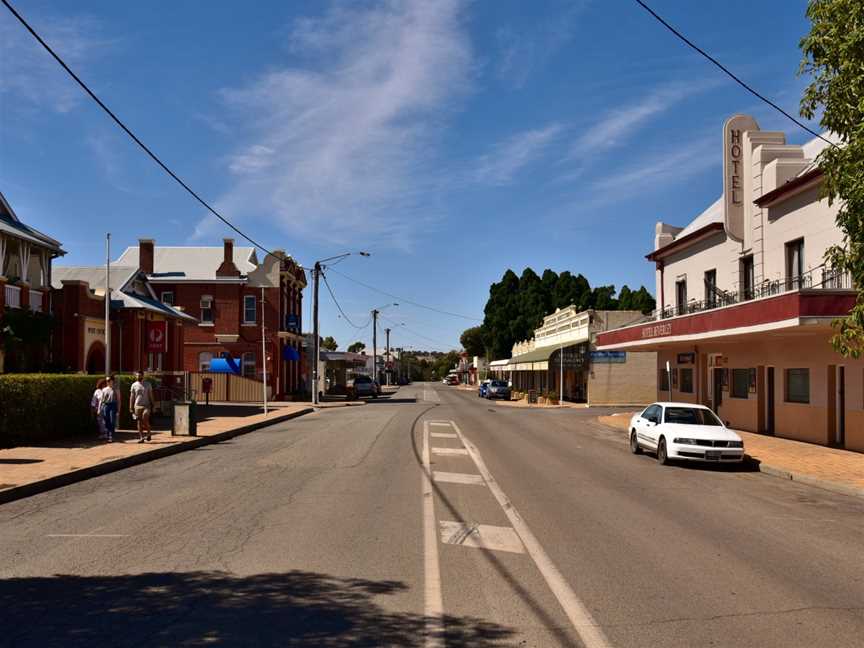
[
  {"x1": 52, "y1": 265, "x2": 138, "y2": 292},
  {"x1": 115, "y1": 246, "x2": 258, "y2": 280}
]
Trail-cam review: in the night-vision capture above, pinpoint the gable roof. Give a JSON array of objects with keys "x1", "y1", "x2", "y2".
[
  {"x1": 0, "y1": 191, "x2": 65, "y2": 254},
  {"x1": 114, "y1": 246, "x2": 258, "y2": 281}
]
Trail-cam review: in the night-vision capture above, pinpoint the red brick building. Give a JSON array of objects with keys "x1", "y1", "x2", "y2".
[{"x1": 115, "y1": 239, "x2": 306, "y2": 399}]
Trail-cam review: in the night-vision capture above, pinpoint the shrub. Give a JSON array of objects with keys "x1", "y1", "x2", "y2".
[{"x1": 0, "y1": 373, "x2": 138, "y2": 447}]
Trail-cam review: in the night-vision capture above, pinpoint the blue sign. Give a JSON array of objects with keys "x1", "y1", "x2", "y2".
[
  {"x1": 282, "y1": 346, "x2": 300, "y2": 361},
  {"x1": 286, "y1": 314, "x2": 300, "y2": 332},
  {"x1": 209, "y1": 357, "x2": 242, "y2": 374},
  {"x1": 590, "y1": 351, "x2": 626, "y2": 363}
]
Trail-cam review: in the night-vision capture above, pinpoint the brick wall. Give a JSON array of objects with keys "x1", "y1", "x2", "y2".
[{"x1": 588, "y1": 351, "x2": 657, "y2": 406}]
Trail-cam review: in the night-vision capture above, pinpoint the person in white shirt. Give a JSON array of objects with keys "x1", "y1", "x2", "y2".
[
  {"x1": 129, "y1": 371, "x2": 154, "y2": 443},
  {"x1": 91, "y1": 378, "x2": 107, "y2": 439}
]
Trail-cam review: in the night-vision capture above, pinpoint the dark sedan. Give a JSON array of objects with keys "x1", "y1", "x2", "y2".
[{"x1": 485, "y1": 380, "x2": 510, "y2": 400}]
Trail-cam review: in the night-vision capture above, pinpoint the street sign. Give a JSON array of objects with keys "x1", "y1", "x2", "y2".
[
  {"x1": 146, "y1": 321, "x2": 167, "y2": 353},
  {"x1": 590, "y1": 351, "x2": 626, "y2": 363}
]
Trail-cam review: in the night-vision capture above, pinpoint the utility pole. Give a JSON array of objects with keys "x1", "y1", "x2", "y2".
[
  {"x1": 105, "y1": 233, "x2": 111, "y2": 376},
  {"x1": 261, "y1": 286, "x2": 268, "y2": 415},
  {"x1": 559, "y1": 342, "x2": 564, "y2": 407},
  {"x1": 312, "y1": 262, "x2": 321, "y2": 405},
  {"x1": 385, "y1": 327, "x2": 391, "y2": 386},
  {"x1": 372, "y1": 309, "x2": 378, "y2": 384}
]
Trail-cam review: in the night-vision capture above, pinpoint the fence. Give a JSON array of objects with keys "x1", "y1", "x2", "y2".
[{"x1": 188, "y1": 371, "x2": 273, "y2": 403}]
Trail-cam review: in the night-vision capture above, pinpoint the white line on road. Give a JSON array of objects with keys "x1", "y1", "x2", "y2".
[
  {"x1": 433, "y1": 471, "x2": 485, "y2": 485},
  {"x1": 432, "y1": 447, "x2": 469, "y2": 456},
  {"x1": 421, "y1": 421, "x2": 445, "y2": 647},
  {"x1": 429, "y1": 421, "x2": 452, "y2": 427},
  {"x1": 430, "y1": 432, "x2": 458, "y2": 438},
  {"x1": 46, "y1": 534, "x2": 130, "y2": 538},
  {"x1": 451, "y1": 421, "x2": 613, "y2": 648},
  {"x1": 439, "y1": 521, "x2": 525, "y2": 554}
]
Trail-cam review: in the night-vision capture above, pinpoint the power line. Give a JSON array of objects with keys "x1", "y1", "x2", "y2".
[
  {"x1": 633, "y1": 0, "x2": 835, "y2": 148},
  {"x1": 321, "y1": 271, "x2": 370, "y2": 330},
  {"x1": 380, "y1": 314, "x2": 459, "y2": 350},
  {"x1": 326, "y1": 267, "x2": 481, "y2": 322},
  {"x1": 1, "y1": 0, "x2": 281, "y2": 259}
]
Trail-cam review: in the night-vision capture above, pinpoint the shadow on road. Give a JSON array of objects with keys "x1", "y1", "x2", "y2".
[{"x1": 0, "y1": 570, "x2": 513, "y2": 647}]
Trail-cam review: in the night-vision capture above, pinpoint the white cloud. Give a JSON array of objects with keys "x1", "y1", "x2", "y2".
[
  {"x1": 200, "y1": 0, "x2": 471, "y2": 250},
  {"x1": 472, "y1": 124, "x2": 564, "y2": 186},
  {"x1": 0, "y1": 13, "x2": 107, "y2": 113}
]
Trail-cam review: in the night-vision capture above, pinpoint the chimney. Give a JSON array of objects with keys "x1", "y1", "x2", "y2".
[
  {"x1": 216, "y1": 238, "x2": 241, "y2": 277},
  {"x1": 139, "y1": 239, "x2": 155, "y2": 275}
]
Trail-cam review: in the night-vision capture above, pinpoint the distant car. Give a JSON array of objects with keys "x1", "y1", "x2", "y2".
[
  {"x1": 445, "y1": 375, "x2": 459, "y2": 385},
  {"x1": 478, "y1": 379, "x2": 492, "y2": 398},
  {"x1": 484, "y1": 379, "x2": 510, "y2": 400},
  {"x1": 348, "y1": 374, "x2": 380, "y2": 399},
  {"x1": 629, "y1": 402, "x2": 744, "y2": 465}
]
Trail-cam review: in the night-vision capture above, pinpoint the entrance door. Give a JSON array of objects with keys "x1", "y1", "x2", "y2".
[
  {"x1": 713, "y1": 368, "x2": 723, "y2": 413},
  {"x1": 837, "y1": 366, "x2": 846, "y2": 447},
  {"x1": 766, "y1": 367, "x2": 775, "y2": 435}
]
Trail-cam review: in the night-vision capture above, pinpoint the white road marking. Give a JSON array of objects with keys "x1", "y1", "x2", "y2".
[
  {"x1": 46, "y1": 534, "x2": 130, "y2": 538},
  {"x1": 433, "y1": 471, "x2": 485, "y2": 485},
  {"x1": 429, "y1": 421, "x2": 453, "y2": 427},
  {"x1": 432, "y1": 447, "x2": 469, "y2": 456},
  {"x1": 451, "y1": 421, "x2": 613, "y2": 648},
  {"x1": 430, "y1": 432, "x2": 458, "y2": 439},
  {"x1": 439, "y1": 521, "x2": 525, "y2": 554},
  {"x1": 421, "y1": 421, "x2": 445, "y2": 647}
]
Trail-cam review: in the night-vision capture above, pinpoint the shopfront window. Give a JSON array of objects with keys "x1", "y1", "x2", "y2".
[
  {"x1": 680, "y1": 368, "x2": 694, "y2": 393},
  {"x1": 785, "y1": 368, "x2": 810, "y2": 403},
  {"x1": 242, "y1": 351, "x2": 256, "y2": 379},
  {"x1": 731, "y1": 369, "x2": 750, "y2": 399}
]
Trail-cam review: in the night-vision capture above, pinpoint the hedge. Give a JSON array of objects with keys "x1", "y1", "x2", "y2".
[{"x1": 0, "y1": 374, "x2": 138, "y2": 447}]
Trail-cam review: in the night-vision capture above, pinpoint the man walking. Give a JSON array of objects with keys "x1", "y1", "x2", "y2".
[{"x1": 130, "y1": 371, "x2": 154, "y2": 443}]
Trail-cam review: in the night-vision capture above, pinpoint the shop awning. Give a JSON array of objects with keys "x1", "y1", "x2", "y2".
[{"x1": 492, "y1": 345, "x2": 559, "y2": 372}]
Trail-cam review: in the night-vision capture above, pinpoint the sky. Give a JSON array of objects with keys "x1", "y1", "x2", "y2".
[{"x1": 0, "y1": 0, "x2": 822, "y2": 353}]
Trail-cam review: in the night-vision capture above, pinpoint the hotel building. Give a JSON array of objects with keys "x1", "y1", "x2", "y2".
[{"x1": 595, "y1": 115, "x2": 861, "y2": 450}]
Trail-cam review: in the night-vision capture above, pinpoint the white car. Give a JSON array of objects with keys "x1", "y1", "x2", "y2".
[{"x1": 629, "y1": 402, "x2": 744, "y2": 465}]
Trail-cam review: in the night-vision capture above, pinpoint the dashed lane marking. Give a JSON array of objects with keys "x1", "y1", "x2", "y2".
[
  {"x1": 433, "y1": 471, "x2": 485, "y2": 485},
  {"x1": 432, "y1": 447, "x2": 470, "y2": 456},
  {"x1": 430, "y1": 432, "x2": 458, "y2": 439},
  {"x1": 439, "y1": 520, "x2": 525, "y2": 554},
  {"x1": 429, "y1": 421, "x2": 453, "y2": 427},
  {"x1": 421, "y1": 421, "x2": 445, "y2": 648}
]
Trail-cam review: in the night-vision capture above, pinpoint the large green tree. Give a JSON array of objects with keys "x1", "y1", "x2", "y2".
[
  {"x1": 459, "y1": 326, "x2": 486, "y2": 357},
  {"x1": 800, "y1": 0, "x2": 864, "y2": 357}
]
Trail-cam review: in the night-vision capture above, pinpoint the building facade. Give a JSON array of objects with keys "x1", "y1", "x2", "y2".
[
  {"x1": 115, "y1": 239, "x2": 306, "y2": 399},
  {"x1": 491, "y1": 306, "x2": 657, "y2": 406},
  {"x1": 596, "y1": 115, "x2": 862, "y2": 451}
]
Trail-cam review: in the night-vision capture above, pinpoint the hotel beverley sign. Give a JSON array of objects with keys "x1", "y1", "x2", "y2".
[{"x1": 722, "y1": 114, "x2": 759, "y2": 242}]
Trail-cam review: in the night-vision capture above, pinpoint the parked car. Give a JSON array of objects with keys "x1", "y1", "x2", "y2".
[
  {"x1": 629, "y1": 402, "x2": 744, "y2": 465},
  {"x1": 348, "y1": 374, "x2": 380, "y2": 399},
  {"x1": 484, "y1": 379, "x2": 510, "y2": 400},
  {"x1": 478, "y1": 379, "x2": 492, "y2": 398},
  {"x1": 445, "y1": 375, "x2": 459, "y2": 385}
]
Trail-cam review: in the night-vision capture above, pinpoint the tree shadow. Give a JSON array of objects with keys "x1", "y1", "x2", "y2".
[{"x1": 0, "y1": 570, "x2": 514, "y2": 647}]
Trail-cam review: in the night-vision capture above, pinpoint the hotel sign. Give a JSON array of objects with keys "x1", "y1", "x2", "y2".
[
  {"x1": 723, "y1": 114, "x2": 759, "y2": 242},
  {"x1": 641, "y1": 323, "x2": 672, "y2": 339}
]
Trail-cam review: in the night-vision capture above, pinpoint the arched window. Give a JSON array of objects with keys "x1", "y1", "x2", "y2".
[{"x1": 198, "y1": 351, "x2": 213, "y2": 371}]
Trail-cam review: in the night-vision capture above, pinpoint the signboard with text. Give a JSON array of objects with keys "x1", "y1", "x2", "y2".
[
  {"x1": 146, "y1": 320, "x2": 167, "y2": 353},
  {"x1": 590, "y1": 351, "x2": 626, "y2": 364}
]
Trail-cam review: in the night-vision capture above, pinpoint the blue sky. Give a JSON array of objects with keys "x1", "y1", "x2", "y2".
[{"x1": 1, "y1": 0, "x2": 820, "y2": 352}]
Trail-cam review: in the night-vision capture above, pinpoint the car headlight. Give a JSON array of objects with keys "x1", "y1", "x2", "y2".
[
  {"x1": 728, "y1": 441, "x2": 744, "y2": 448},
  {"x1": 673, "y1": 437, "x2": 699, "y2": 445}
]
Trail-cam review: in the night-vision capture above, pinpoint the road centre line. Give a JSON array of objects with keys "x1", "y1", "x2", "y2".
[
  {"x1": 46, "y1": 534, "x2": 130, "y2": 538},
  {"x1": 421, "y1": 421, "x2": 445, "y2": 648},
  {"x1": 450, "y1": 421, "x2": 613, "y2": 648}
]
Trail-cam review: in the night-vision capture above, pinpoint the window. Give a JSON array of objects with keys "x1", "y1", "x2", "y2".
[
  {"x1": 659, "y1": 367, "x2": 670, "y2": 391},
  {"x1": 200, "y1": 296, "x2": 213, "y2": 324},
  {"x1": 198, "y1": 352, "x2": 213, "y2": 371},
  {"x1": 161, "y1": 291, "x2": 174, "y2": 306},
  {"x1": 243, "y1": 295, "x2": 257, "y2": 324},
  {"x1": 785, "y1": 239, "x2": 804, "y2": 289},
  {"x1": 242, "y1": 351, "x2": 256, "y2": 379},
  {"x1": 704, "y1": 269, "x2": 717, "y2": 308},
  {"x1": 740, "y1": 256, "x2": 755, "y2": 300},
  {"x1": 675, "y1": 279, "x2": 687, "y2": 315},
  {"x1": 731, "y1": 368, "x2": 750, "y2": 399},
  {"x1": 663, "y1": 407, "x2": 722, "y2": 426},
  {"x1": 786, "y1": 368, "x2": 810, "y2": 403},
  {"x1": 679, "y1": 368, "x2": 694, "y2": 393},
  {"x1": 642, "y1": 405, "x2": 661, "y2": 423}
]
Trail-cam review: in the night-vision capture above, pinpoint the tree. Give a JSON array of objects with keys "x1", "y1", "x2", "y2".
[
  {"x1": 347, "y1": 341, "x2": 365, "y2": 353},
  {"x1": 800, "y1": 0, "x2": 864, "y2": 357},
  {"x1": 321, "y1": 336, "x2": 338, "y2": 351},
  {"x1": 460, "y1": 326, "x2": 486, "y2": 357}
]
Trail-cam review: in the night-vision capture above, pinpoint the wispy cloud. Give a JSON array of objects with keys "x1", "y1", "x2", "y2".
[
  {"x1": 472, "y1": 123, "x2": 564, "y2": 186},
  {"x1": 0, "y1": 12, "x2": 108, "y2": 113},
  {"x1": 495, "y1": 2, "x2": 587, "y2": 89},
  {"x1": 197, "y1": 0, "x2": 471, "y2": 250},
  {"x1": 569, "y1": 81, "x2": 719, "y2": 159}
]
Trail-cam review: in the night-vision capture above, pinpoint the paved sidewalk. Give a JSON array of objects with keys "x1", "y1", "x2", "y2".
[
  {"x1": 0, "y1": 403, "x2": 312, "y2": 504},
  {"x1": 598, "y1": 412, "x2": 864, "y2": 498}
]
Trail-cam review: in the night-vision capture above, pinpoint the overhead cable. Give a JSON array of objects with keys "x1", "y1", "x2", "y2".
[{"x1": 321, "y1": 271, "x2": 371, "y2": 330}]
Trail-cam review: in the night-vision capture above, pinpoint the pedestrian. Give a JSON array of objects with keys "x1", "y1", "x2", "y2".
[
  {"x1": 129, "y1": 370, "x2": 153, "y2": 443},
  {"x1": 99, "y1": 375, "x2": 119, "y2": 443},
  {"x1": 91, "y1": 378, "x2": 107, "y2": 439}
]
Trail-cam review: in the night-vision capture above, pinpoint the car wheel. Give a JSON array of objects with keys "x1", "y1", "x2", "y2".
[
  {"x1": 657, "y1": 437, "x2": 671, "y2": 465},
  {"x1": 629, "y1": 430, "x2": 642, "y2": 455}
]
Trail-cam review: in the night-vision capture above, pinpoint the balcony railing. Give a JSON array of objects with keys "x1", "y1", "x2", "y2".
[
  {"x1": 4, "y1": 284, "x2": 21, "y2": 309},
  {"x1": 30, "y1": 289, "x2": 43, "y2": 312},
  {"x1": 643, "y1": 265, "x2": 854, "y2": 323}
]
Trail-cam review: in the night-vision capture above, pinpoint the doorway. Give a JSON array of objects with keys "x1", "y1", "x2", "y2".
[
  {"x1": 836, "y1": 366, "x2": 846, "y2": 447},
  {"x1": 712, "y1": 368, "x2": 723, "y2": 413},
  {"x1": 766, "y1": 367, "x2": 775, "y2": 435}
]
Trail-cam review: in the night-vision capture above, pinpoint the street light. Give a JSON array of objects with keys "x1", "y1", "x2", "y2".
[{"x1": 310, "y1": 251, "x2": 370, "y2": 405}]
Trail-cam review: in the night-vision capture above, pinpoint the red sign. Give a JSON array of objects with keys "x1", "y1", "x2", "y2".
[{"x1": 146, "y1": 320, "x2": 167, "y2": 353}]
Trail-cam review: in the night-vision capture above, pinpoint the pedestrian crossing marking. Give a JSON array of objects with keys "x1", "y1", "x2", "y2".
[
  {"x1": 439, "y1": 521, "x2": 525, "y2": 554},
  {"x1": 433, "y1": 471, "x2": 484, "y2": 485}
]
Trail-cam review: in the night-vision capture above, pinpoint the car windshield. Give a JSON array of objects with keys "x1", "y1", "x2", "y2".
[
  {"x1": 663, "y1": 407, "x2": 723, "y2": 426},
  {"x1": 490, "y1": 381, "x2": 507, "y2": 387}
]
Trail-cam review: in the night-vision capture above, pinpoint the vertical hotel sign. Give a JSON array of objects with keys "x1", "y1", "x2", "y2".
[{"x1": 722, "y1": 114, "x2": 759, "y2": 242}]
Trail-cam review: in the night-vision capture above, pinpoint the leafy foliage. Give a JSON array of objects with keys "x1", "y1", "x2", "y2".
[
  {"x1": 1, "y1": 309, "x2": 55, "y2": 372},
  {"x1": 347, "y1": 341, "x2": 366, "y2": 353},
  {"x1": 800, "y1": 0, "x2": 864, "y2": 357},
  {"x1": 475, "y1": 268, "x2": 655, "y2": 359},
  {"x1": 321, "y1": 336, "x2": 339, "y2": 351},
  {"x1": 459, "y1": 327, "x2": 486, "y2": 357}
]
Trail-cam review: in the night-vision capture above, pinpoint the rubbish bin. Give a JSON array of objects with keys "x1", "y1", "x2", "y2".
[
  {"x1": 172, "y1": 400, "x2": 198, "y2": 436},
  {"x1": 527, "y1": 389, "x2": 538, "y2": 404}
]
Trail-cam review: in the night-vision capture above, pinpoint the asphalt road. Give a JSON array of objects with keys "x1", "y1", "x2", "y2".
[{"x1": 1, "y1": 382, "x2": 862, "y2": 647}]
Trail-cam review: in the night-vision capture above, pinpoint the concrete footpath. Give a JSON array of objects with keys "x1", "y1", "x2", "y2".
[
  {"x1": 598, "y1": 412, "x2": 864, "y2": 499},
  {"x1": 0, "y1": 403, "x2": 313, "y2": 505}
]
